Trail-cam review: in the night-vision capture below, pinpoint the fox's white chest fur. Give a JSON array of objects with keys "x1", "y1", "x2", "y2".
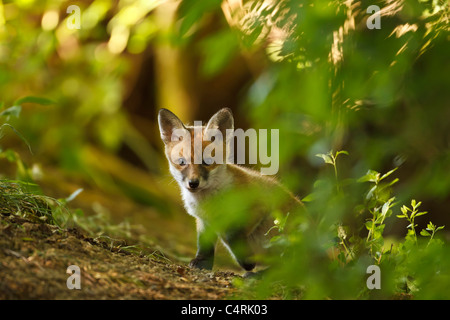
[{"x1": 179, "y1": 165, "x2": 233, "y2": 221}]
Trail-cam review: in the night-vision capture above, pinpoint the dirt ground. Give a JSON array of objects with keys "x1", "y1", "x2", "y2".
[{"x1": 0, "y1": 213, "x2": 241, "y2": 299}]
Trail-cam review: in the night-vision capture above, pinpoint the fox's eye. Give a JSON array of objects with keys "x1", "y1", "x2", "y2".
[
  {"x1": 177, "y1": 158, "x2": 187, "y2": 166},
  {"x1": 202, "y1": 158, "x2": 213, "y2": 166}
]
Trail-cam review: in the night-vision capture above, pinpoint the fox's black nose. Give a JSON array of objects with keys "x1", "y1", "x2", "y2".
[{"x1": 188, "y1": 179, "x2": 200, "y2": 189}]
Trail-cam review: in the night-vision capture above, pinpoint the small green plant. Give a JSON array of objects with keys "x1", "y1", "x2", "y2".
[
  {"x1": 365, "y1": 196, "x2": 396, "y2": 260},
  {"x1": 354, "y1": 167, "x2": 402, "y2": 263},
  {"x1": 397, "y1": 200, "x2": 428, "y2": 244},
  {"x1": 315, "y1": 150, "x2": 348, "y2": 192},
  {"x1": 420, "y1": 221, "x2": 445, "y2": 245}
]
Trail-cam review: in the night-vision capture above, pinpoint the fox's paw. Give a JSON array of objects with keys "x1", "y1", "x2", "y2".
[
  {"x1": 243, "y1": 268, "x2": 268, "y2": 280},
  {"x1": 189, "y1": 257, "x2": 213, "y2": 270}
]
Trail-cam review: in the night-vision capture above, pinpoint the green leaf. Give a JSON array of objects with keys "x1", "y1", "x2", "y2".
[
  {"x1": 426, "y1": 222, "x2": 435, "y2": 231},
  {"x1": 2, "y1": 179, "x2": 39, "y2": 187},
  {"x1": 415, "y1": 211, "x2": 428, "y2": 218},
  {"x1": 420, "y1": 229, "x2": 431, "y2": 237},
  {"x1": 301, "y1": 193, "x2": 315, "y2": 202},
  {"x1": 366, "y1": 185, "x2": 377, "y2": 200},
  {"x1": 315, "y1": 153, "x2": 333, "y2": 165},
  {"x1": 0, "y1": 124, "x2": 33, "y2": 154},
  {"x1": 401, "y1": 205, "x2": 410, "y2": 214},
  {"x1": 0, "y1": 105, "x2": 22, "y2": 118},
  {"x1": 386, "y1": 178, "x2": 399, "y2": 187},
  {"x1": 380, "y1": 168, "x2": 398, "y2": 181},
  {"x1": 14, "y1": 96, "x2": 55, "y2": 106},
  {"x1": 382, "y1": 197, "x2": 395, "y2": 216},
  {"x1": 335, "y1": 150, "x2": 349, "y2": 157},
  {"x1": 358, "y1": 170, "x2": 380, "y2": 183}
]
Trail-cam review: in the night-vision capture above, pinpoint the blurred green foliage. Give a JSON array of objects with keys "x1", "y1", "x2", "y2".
[
  {"x1": 0, "y1": 0, "x2": 180, "y2": 210},
  {"x1": 0, "y1": 0, "x2": 161, "y2": 172},
  {"x1": 176, "y1": 0, "x2": 449, "y2": 299},
  {"x1": 1, "y1": 0, "x2": 449, "y2": 299}
]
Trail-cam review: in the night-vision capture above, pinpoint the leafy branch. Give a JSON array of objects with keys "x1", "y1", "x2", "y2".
[
  {"x1": 420, "y1": 221, "x2": 445, "y2": 247},
  {"x1": 397, "y1": 199, "x2": 428, "y2": 244}
]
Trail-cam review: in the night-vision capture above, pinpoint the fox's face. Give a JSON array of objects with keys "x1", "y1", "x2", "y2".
[{"x1": 158, "y1": 108, "x2": 234, "y2": 193}]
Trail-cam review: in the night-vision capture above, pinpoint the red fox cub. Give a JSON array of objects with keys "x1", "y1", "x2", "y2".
[{"x1": 158, "y1": 108, "x2": 302, "y2": 272}]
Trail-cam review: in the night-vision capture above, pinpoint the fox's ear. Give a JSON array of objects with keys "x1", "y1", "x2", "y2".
[
  {"x1": 158, "y1": 109, "x2": 187, "y2": 144},
  {"x1": 204, "y1": 108, "x2": 234, "y2": 139}
]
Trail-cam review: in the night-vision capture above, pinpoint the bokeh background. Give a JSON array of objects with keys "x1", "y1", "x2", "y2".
[{"x1": 0, "y1": 0, "x2": 449, "y2": 298}]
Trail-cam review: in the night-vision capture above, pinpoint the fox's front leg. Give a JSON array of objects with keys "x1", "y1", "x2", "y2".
[
  {"x1": 189, "y1": 218, "x2": 217, "y2": 270},
  {"x1": 223, "y1": 230, "x2": 256, "y2": 271}
]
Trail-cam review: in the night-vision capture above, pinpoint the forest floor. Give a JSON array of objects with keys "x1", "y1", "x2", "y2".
[
  {"x1": 0, "y1": 166, "x2": 250, "y2": 300},
  {"x1": 0, "y1": 212, "x2": 240, "y2": 299}
]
